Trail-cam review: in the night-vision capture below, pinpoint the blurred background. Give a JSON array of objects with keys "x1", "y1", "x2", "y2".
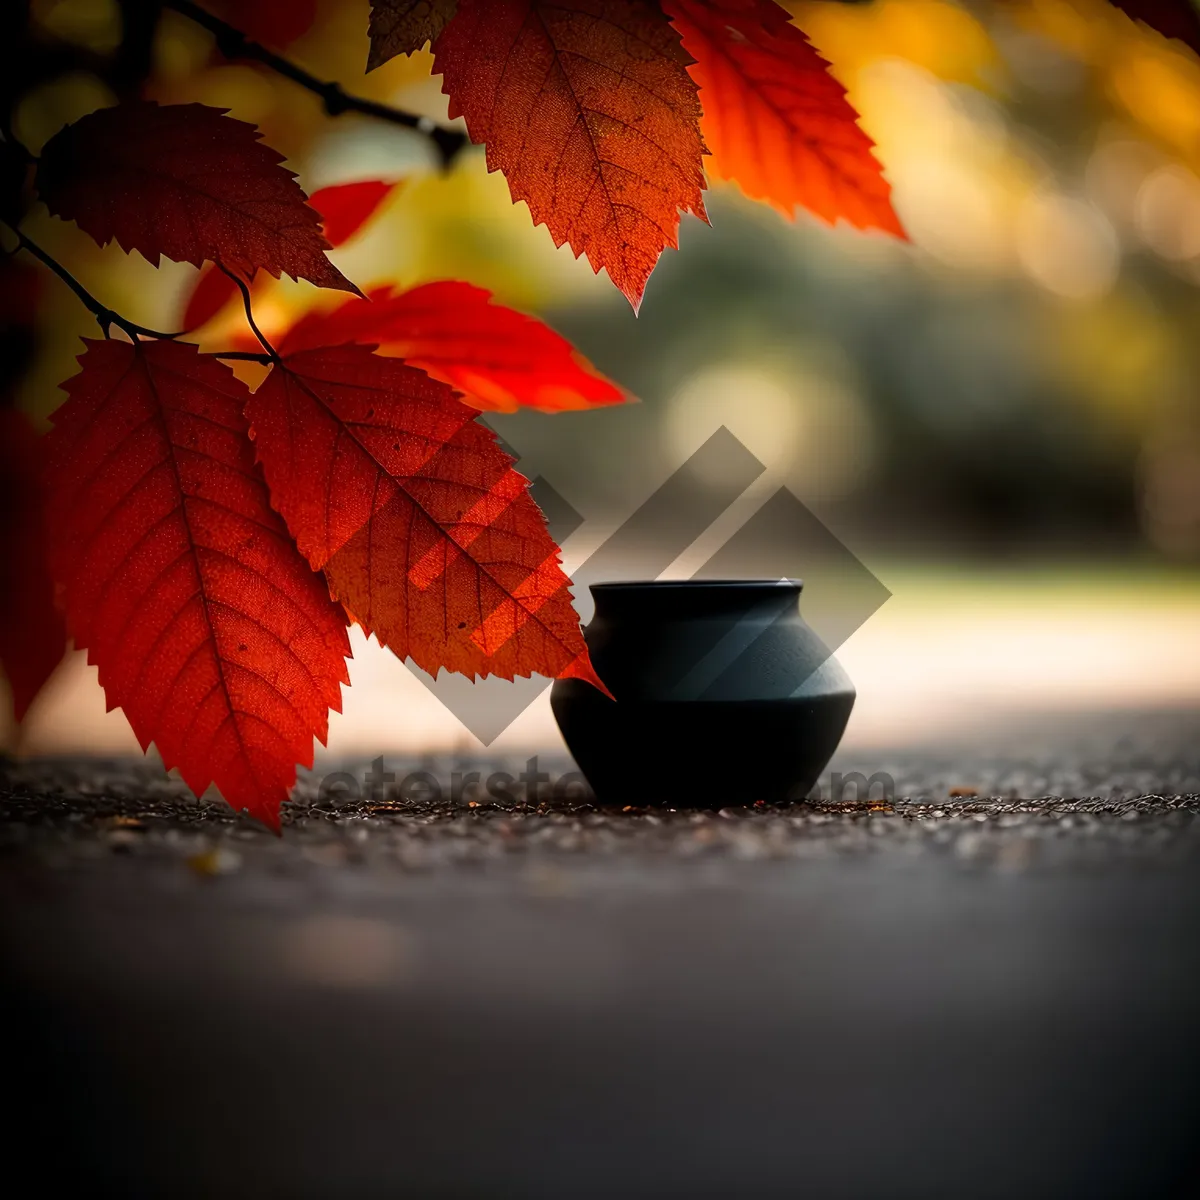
[{"x1": 4, "y1": 0, "x2": 1199, "y2": 761}]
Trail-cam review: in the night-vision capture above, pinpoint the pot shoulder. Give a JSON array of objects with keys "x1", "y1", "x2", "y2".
[{"x1": 580, "y1": 613, "x2": 854, "y2": 704}]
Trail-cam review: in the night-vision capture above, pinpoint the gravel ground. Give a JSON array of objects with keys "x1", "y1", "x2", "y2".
[{"x1": 2, "y1": 708, "x2": 1199, "y2": 1198}]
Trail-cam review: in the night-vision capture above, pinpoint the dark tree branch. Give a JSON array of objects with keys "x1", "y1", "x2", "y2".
[
  {"x1": 4, "y1": 222, "x2": 281, "y2": 362},
  {"x1": 111, "y1": 0, "x2": 161, "y2": 102},
  {"x1": 2, "y1": 220, "x2": 181, "y2": 341},
  {"x1": 162, "y1": 0, "x2": 470, "y2": 168}
]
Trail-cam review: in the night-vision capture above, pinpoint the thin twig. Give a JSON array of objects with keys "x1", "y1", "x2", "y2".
[
  {"x1": 163, "y1": 0, "x2": 470, "y2": 168},
  {"x1": 214, "y1": 351, "x2": 274, "y2": 364},
  {"x1": 2, "y1": 220, "x2": 181, "y2": 341},
  {"x1": 221, "y1": 266, "x2": 280, "y2": 361}
]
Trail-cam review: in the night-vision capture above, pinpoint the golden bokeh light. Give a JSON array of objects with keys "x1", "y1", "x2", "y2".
[{"x1": 7, "y1": 0, "x2": 1200, "y2": 754}]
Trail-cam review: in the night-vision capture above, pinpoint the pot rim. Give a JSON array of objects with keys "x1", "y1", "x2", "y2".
[{"x1": 590, "y1": 578, "x2": 803, "y2": 591}]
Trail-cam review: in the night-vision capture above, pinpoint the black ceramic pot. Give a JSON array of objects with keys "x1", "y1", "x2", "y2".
[{"x1": 551, "y1": 580, "x2": 855, "y2": 807}]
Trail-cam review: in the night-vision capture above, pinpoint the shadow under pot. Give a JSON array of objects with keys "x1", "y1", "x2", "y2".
[{"x1": 551, "y1": 580, "x2": 855, "y2": 808}]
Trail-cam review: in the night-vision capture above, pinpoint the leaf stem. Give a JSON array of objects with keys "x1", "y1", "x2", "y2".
[
  {"x1": 213, "y1": 351, "x2": 275, "y2": 364},
  {"x1": 162, "y1": 0, "x2": 470, "y2": 168},
  {"x1": 2, "y1": 219, "x2": 182, "y2": 341},
  {"x1": 221, "y1": 266, "x2": 280, "y2": 362}
]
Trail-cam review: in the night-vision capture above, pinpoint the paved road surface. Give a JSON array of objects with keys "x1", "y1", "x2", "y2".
[{"x1": 2, "y1": 709, "x2": 1199, "y2": 1198}]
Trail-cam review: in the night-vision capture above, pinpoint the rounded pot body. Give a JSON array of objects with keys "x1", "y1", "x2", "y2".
[{"x1": 551, "y1": 580, "x2": 854, "y2": 807}]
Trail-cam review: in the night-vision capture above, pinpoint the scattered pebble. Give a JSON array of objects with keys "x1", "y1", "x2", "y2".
[
  {"x1": 187, "y1": 848, "x2": 242, "y2": 877},
  {"x1": 0, "y1": 739, "x2": 1197, "y2": 878}
]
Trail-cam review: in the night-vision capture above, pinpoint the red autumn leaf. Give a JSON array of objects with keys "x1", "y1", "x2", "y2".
[
  {"x1": 434, "y1": 0, "x2": 708, "y2": 311},
  {"x1": 37, "y1": 101, "x2": 359, "y2": 295},
  {"x1": 308, "y1": 179, "x2": 400, "y2": 247},
  {"x1": 245, "y1": 343, "x2": 610, "y2": 694},
  {"x1": 0, "y1": 409, "x2": 66, "y2": 721},
  {"x1": 664, "y1": 0, "x2": 903, "y2": 236},
  {"x1": 43, "y1": 339, "x2": 352, "y2": 830},
  {"x1": 368, "y1": 0, "x2": 460, "y2": 68},
  {"x1": 180, "y1": 265, "x2": 240, "y2": 331},
  {"x1": 178, "y1": 182, "x2": 397, "y2": 329},
  {"x1": 1110, "y1": 0, "x2": 1200, "y2": 55},
  {"x1": 276, "y1": 281, "x2": 625, "y2": 412}
]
